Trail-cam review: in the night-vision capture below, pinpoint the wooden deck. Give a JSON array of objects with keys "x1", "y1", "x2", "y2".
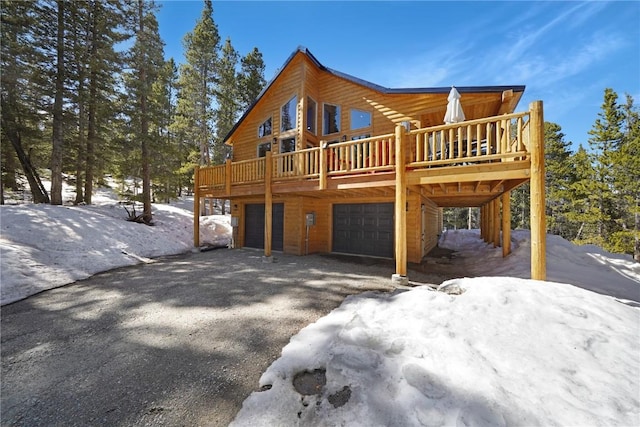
[{"x1": 196, "y1": 109, "x2": 533, "y2": 208}]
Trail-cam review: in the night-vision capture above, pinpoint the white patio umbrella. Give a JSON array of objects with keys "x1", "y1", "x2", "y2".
[{"x1": 444, "y1": 86, "x2": 465, "y2": 124}]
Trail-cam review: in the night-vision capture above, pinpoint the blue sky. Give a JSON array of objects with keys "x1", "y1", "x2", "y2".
[{"x1": 156, "y1": 1, "x2": 640, "y2": 151}]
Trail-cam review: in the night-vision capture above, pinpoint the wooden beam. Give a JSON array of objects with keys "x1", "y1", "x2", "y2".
[
  {"x1": 194, "y1": 166, "x2": 200, "y2": 247},
  {"x1": 502, "y1": 191, "x2": 511, "y2": 257},
  {"x1": 319, "y1": 141, "x2": 327, "y2": 190},
  {"x1": 225, "y1": 159, "x2": 232, "y2": 196},
  {"x1": 492, "y1": 198, "x2": 501, "y2": 247},
  {"x1": 529, "y1": 101, "x2": 546, "y2": 280},
  {"x1": 439, "y1": 183, "x2": 447, "y2": 193},
  {"x1": 264, "y1": 151, "x2": 273, "y2": 257},
  {"x1": 490, "y1": 180, "x2": 504, "y2": 192},
  {"x1": 407, "y1": 161, "x2": 531, "y2": 185},
  {"x1": 394, "y1": 124, "x2": 407, "y2": 278}
]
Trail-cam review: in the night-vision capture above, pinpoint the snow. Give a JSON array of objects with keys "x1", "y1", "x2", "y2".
[
  {"x1": 0, "y1": 184, "x2": 230, "y2": 305},
  {"x1": 1, "y1": 182, "x2": 639, "y2": 426}
]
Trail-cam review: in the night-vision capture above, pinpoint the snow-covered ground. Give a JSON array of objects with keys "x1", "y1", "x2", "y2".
[
  {"x1": 0, "y1": 184, "x2": 230, "y2": 305},
  {"x1": 1, "y1": 181, "x2": 639, "y2": 426}
]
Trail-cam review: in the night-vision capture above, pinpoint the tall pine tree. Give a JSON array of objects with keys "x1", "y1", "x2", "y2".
[
  {"x1": 175, "y1": 0, "x2": 220, "y2": 166},
  {"x1": 544, "y1": 122, "x2": 576, "y2": 239}
]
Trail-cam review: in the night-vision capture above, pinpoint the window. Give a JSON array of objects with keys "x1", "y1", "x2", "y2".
[
  {"x1": 323, "y1": 103, "x2": 341, "y2": 135},
  {"x1": 351, "y1": 134, "x2": 371, "y2": 140},
  {"x1": 257, "y1": 142, "x2": 271, "y2": 158},
  {"x1": 281, "y1": 95, "x2": 297, "y2": 132},
  {"x1": 280, "y1": 137, "x2": 296, "y2": 153},
  {"x1": 306, "y1": 97, "x2": 317, "y2": 134},
  {"x1": 350, "y1": 109, "x2": 371, "y2": 130},
  {"x1": 258, "y1": 117, "x2": 272, "y2": 138}
]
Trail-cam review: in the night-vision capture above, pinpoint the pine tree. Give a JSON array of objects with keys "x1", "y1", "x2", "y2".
[
  {"x1": 214, "y1": 37, "x2": 239, "y2": 164},
  {"x1": 587, "y1": 88, "x2": 624, "y2": 244},
  {"x1": 175, "y1": 0, "x2": 221, "y2": 166},
  {"x1": 544, "y1": 122, "x2": 576, "y2": 239},
  {"x1": 82, "y1": 0, "x2": 130, "y2": 204},
  {"x1": 611, "y1": 94, "x2": 640, "y2": 260},
  {"x1": 50, "y1": 0, "x2": 66, "y2": 205},
  {"x1": 1, "y1": 0, "x2": 50, "y2": 203},
  {"x1": 567, "y1": 145, "x2": 599, "y2": 243},
  {"x1": 123, "y1": 0, "x2": 165, "y2": 223},
  {"x1": 238, "y1": 47, "x2": 266, "y2": 112}
]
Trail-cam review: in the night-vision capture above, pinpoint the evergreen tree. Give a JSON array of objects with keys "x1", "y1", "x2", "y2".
[
  {"x1": 567, "y1": 145, "x2": 599, "y2": 243},
  {"x1": 123, "y1": 0, "x2": 165, "y2": 223},
  {"x1": 214, "y1": 37, "x2": 239, "y2": 164},
  {"x1": 544, "y1": 122, "x2": 576, "y2": 239},
  {"x1": 611, "y1": 94, "x2": 640, "y2": 260},
  {"x1": 587, "y1": 88, "x2": 624, "y2": 243},
  {"x1": 175, "y1": 0, "x2": 220, "y2": 166},
  {"x1": 50, "y1": 0, "x2": 66, "y2": 205},
  {"x1": 82, "y1": 0, "x2": 130, "y2": 204},
  {"x1": 1, "y1": 0, "x2": 50, "y2": 203},
  {"x1": 238, "y1": 47, "x2": 266, "y2": 112}
]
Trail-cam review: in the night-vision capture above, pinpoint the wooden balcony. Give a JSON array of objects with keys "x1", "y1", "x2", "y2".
[{"x1": 195, "y1": 108, "x2": 536, "y2": 208}]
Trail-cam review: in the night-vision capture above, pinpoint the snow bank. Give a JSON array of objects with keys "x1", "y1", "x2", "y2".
[{"x1": 231, "y1": 277, "x2": 640, "y2": 426}]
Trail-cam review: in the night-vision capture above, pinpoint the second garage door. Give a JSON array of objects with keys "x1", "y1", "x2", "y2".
[
  {"x1": 332, "y1": 203, "x2": 394, "y2": 258},
  {"x1": 245, "y1": 203, "x2": 284, "y2": 251}
]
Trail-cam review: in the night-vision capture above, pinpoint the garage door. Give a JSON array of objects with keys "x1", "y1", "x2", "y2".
[
  {"x1": 332, "y1": 203, "x2": 394, "y2": 258},
  {"x1": 245, "y1": 203, "x2": 284, "y2": 251}
]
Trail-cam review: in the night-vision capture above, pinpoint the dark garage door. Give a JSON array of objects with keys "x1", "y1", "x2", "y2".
[
  {"x1": 332, "y1": 203, "x2": 394, "y2": 258},
  {"x1": 245, "y1": 203, "x2": 284, "y2": 251}
]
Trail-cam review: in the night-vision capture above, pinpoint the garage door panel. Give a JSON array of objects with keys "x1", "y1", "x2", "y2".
[
  {"x1": 332, "y1": 203, "x2": 394, "y2": 258},
  {"x1": 245, "y1": 203, "x2": 283, "y2": 251}
]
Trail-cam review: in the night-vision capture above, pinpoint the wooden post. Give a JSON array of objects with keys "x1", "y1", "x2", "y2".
[
  {"x1": 193, "y1": 166, "x2": 200, "y2": 247},
  {"x1": 487, "y1": 201, "x2": 494, "y2": 245},
  {"x1": 502, "y1": 191, "x2": 511, "y2": 257},
  {"x1": 394, "y1": 124, "x2": 407, "y2": 282},
  {"x1": 492, "y1": 198, "x2": 500, "y2": 247},
  {"x1": 319, "y1": 141, "x2": 327, "y2": 190},
  {"x1": 480, "y1": 205, "x2": 485, "y2": 241},
  {"x1": 530, "y1": 100, "x2": 546, "y2": 280},
  {"x1": 225, "y1": 159, "x2": 232, "y2": 196},
  {"x1": 264, "y1": 151, "x2": 273, "y2": 258}
]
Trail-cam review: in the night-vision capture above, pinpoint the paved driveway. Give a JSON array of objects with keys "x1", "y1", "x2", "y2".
[{"x1": 1, "y1": 249, "x2": 447, "y2": 426}]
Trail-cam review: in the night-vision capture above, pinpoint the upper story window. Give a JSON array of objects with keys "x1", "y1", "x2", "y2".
[
  {"x1": 323, "y1": 103, "x2": 341, "y2": 135},
  {"x1": 350, "y1": 109, "x2": 371, "y2": 130},
  {"x1": 281, "y1": 95, "x2": 297, "y2": 132},
  {"x1": 306, "y1": 97, "x2": 317, "y2": 135},
  {"x1": 257, "y1": 142, "x2": 271, "y2": 158},
  {"x1": 258, "y1": 117, "x2": 272, "y2": 138}
]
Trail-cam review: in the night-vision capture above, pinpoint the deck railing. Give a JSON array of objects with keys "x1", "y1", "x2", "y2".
[
  {"x1": 326, "y1": 133, "x2": 396, "y2": 175},
  {"x1": 196, "y1": 111, "x2": 532, "y2": 191},
  {"x1": 408, "y1": 111, "x2": 530, "y2": 167}
]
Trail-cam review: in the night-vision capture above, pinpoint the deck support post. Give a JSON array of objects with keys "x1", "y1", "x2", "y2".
[
  {"x1": 492, "y1": 198, "x2": 501, "y2": 247},
  {"x1": 502, "y1": 191, "x2": 512, "y2": 256},
  {"x1": 487, "y1": 201, "x2": 494, "y2": 245},
  {"x1": 225, "y1": 159, "x2": 232, "y2": 196},
  {"x1": 264, "y1": 151, "x2": 273, "y2": 258},
  {"x1": 480, "y1": 204, "x2": 485, "y2": 241},
  {"x1": 193, "y1": 166, "x2": 200, "y2": 248},
  {"x1": 530, "y1": 100, "x2": 546, "y2": 280},
  {"x1": 393, "y1": 124, "x2": 408, "y2": 285},
  {"x1": 319, "y1": 141, "x2": 327, "y2": 190}
]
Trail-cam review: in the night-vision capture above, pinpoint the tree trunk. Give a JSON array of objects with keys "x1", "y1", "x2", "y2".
[
  {"x1": 50, "y1": 0, "x2": 65, "y2": 205},
  {"x1": 84, "y1": 10, "x2": 98, "y2": 205},
  {"x1": 138, "y1": 0, "x2": 152, "y2": 224},
  {"x1": 1, "y1": 95, "x2": 50, "y2": 204}
]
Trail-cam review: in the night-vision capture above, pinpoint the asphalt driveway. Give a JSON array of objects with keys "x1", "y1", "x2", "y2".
[{"x1": 1, "y1": 249, "x2": 449, "y2": 426}]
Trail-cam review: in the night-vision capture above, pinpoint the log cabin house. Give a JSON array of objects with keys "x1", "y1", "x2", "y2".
[{"x1": 194, "y1": 47, "x2": 546, "y2": 283}]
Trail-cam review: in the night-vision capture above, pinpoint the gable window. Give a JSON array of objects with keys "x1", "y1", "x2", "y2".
[
  {"x1": 306, "y1": 97, "x2": 317, "y2": 134},
  {"x1": 350, "y1": 109, "x2": 371, "y2": 130},
  {"x1": 323, "y1": 103, "x2": 341, "y2": 135},
  {"x1": 281, "y1": 95, "x2": 297, "y2": 132},
  {"x1": 258, "y1": 117, "x2": 272, "y2": 138},
  {"x1": 257, "y1": 142, "x2": 271, "y2": 158}
]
